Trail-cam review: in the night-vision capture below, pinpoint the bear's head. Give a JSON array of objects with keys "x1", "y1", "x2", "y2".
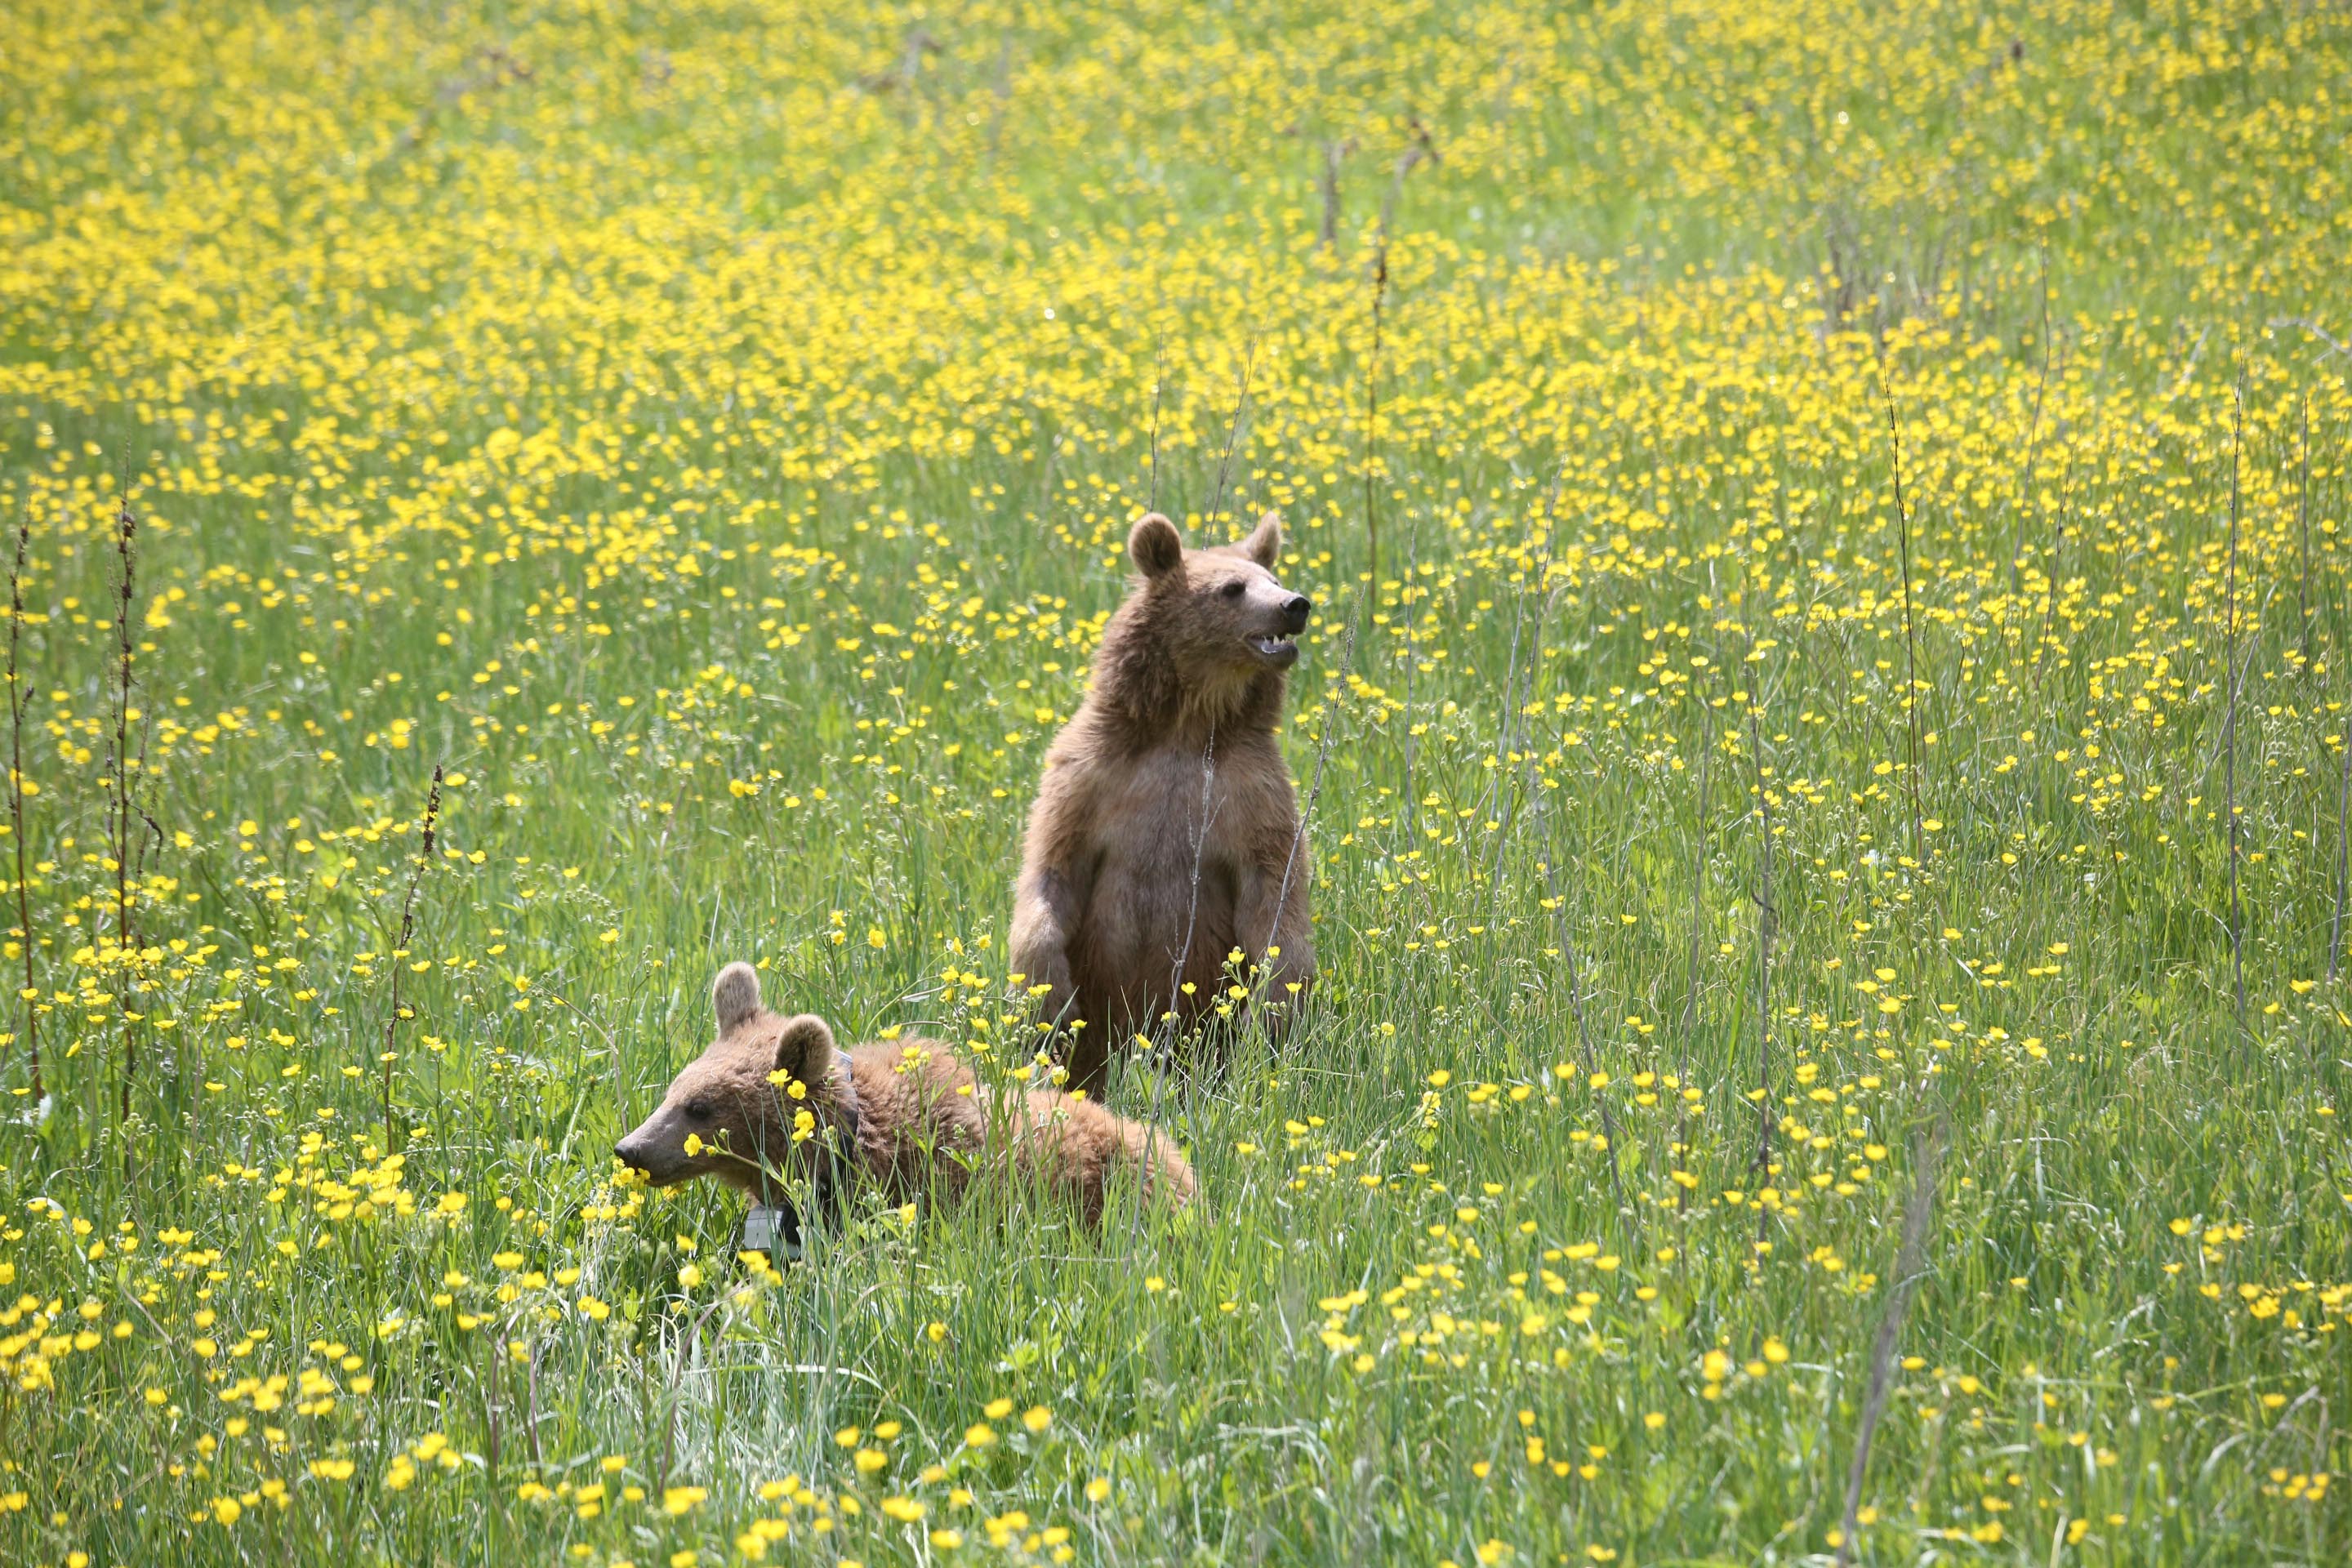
[
  {"x1": 613, "y1": 962, "x2": 840, "y2": 1196},
  {"x1": 1111, "y1": 511, "x2": 1312, "y2": 718}
]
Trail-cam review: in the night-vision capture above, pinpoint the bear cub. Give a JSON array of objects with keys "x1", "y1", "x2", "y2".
[
  {"x1": 1010, "y1": 510, "x2": 1316, "y2": 1097},
  {"x1": 615, "y1": 963, "x2": 1196, "y2": 1232}
]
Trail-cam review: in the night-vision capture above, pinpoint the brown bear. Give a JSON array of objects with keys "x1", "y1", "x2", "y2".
[
  {"x1": 613, "y1": 962, "x2": 1196, "y2": 1236},
  {"x1": 1009, "y1": 510, "x2": 1316, "y2": 1098}
]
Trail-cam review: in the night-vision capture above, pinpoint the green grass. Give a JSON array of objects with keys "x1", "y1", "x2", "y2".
[{"x1": 3, "y1": 1, "x2": 2352, "y2": 1565}]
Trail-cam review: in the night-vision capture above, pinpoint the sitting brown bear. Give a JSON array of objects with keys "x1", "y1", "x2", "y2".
[
  {"x1": 1009, "y1": 510, "x2": 1316, "y2": 1098},
  {"x1": 614, "y1": 963, "x2": 1195, "y2": 1238}
]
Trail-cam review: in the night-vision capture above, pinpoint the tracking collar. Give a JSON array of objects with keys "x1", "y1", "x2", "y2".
[{"x1": 740, "y1": 1063, "x2": 864, "y2": 1260}]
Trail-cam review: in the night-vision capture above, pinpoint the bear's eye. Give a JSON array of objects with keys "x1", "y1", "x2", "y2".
[
  {"x1": 1218, "y1": 579, "x2": 1245, "y2": 599},
  {"x1": 684, "y1": 1098, "x2": 714, "y2": 1122}
]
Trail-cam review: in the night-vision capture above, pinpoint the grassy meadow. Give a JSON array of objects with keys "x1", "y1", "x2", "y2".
[{"x1": 5, "y1": 0, "x2": 2352, "y2": 1562}]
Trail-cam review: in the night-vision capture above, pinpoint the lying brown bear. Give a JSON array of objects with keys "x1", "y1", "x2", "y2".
[{"x1": 614, "y1": 962, "x2": 1196, "y2": 1241}]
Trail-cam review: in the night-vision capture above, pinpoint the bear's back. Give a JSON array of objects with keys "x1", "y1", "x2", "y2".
[{"x1": 841, "y1": 1038, "x2": 986, "y2": 1198}]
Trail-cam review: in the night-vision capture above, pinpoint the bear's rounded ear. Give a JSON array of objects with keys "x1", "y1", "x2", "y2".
[
  {"x1": 1240, "y1": 510, "x2": 1283, "y2": 569},
  {"x1": 1129, "y1": 513, "x2": 1183, "y2": 579},
  {"x1": 712, "y1": 962, "x2": 763, "y2": 1033},
  {"x1": 773, "y1": 1013, "x2": 837, "y2": 1083}
]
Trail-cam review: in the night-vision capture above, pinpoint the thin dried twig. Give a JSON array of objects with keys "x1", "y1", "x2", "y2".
[
  {"x1": 657, "y1": 1290, "x2": 733, "y2": 1495},
  {"x1": 2033, "y1": 446, "x2": 2078, "y2": 692},
  {"x1": 1484, "y1": 466, "x2": 1566, "y2": 932},
  {"x1": 1398, "y1": 511, "x2": 1424, "y2": 840},
  {"x1": 1316, "y1": 138, "x2": 1352, "y2": 250},
  {"x1": 1362, "y1": 122, "x2": 1437, "y2": 587},
  {"x1": 1675, "y1": 661, "x2": 1715, "y2": 1211},
  {"x1": 2332, "y1": 717, "x2": 2350, "y2": 988},
  {"x1": 1362, "y1": 252, "x2": 1388, "y2": 589},
  {"x1": 5, "y1": 510, "x2": 35, "y2": 1103},
  {"x1": 985, "y1": 29, "x2": 1013, "y2": 158},
  {"x1": 1270, "y1": 595, "x2": 1361, "y2": 959},
  {"x1": 1533, "y1": 785, "x2": 1626, "y2": 1226},
  {"x1": 1128, "y1": 719, "x2": 1218, "y2": 1236},
  {"x1": 2297, "y1": 392, "x2": 2314, "y2": 668},
  {"x1": 2270, "y1": 315, "x2": 2352, "y2": 363},
  {"x1": 1168, "y1": 729, "x2": 1218, "y2": 1013},
  {"x1": 1881, "y1": 368, "x2": 1924, "y2": 863},
  {"x1": 2225, "y1": 379, "x2": 2247, "y2": 1043},
  {"x1": 2332, "y1": 397, "x2": 2351, "y2": 987},
  {"x1": 2007, "y1": 241, "x2": 2053, "y2": 603},
  {"x1": 108, "y1": 492, "x2": 138, "y2": 1123},
  {"x1": 381, "y1": 765, "x2": 443, "y2": 1149},
  {"x1": 1204, "y1": 335, "x2": 1258, "y2": 537},
  {"x1": 1746, "y1": 696, "x2": 1776, "y2": 1241},
  {"x1": 1833, "y1": 1111, "x2": 1950, "y2": 1568}
]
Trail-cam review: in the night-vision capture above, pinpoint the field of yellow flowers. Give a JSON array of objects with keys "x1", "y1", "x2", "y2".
[{"x1": 3, "y1": 0, "x2": 2350, "y2": 1562}]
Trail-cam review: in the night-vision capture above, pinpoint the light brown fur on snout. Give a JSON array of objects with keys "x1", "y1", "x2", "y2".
[
  {"x1": 615, "y1": 963, "x2": 1196, "y2": 1227},
  {"x1": 1009, "y1": 511, "x2": 1316, "y2": 1098}
]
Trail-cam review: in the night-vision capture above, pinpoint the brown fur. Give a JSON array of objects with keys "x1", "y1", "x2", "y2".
[
  {"x1": 1009, "y1": 511, "x2": 1316, "y2": 1097},
  {"x1": 615, "y1": 963, "x2": 1196, "y2": 1227}
]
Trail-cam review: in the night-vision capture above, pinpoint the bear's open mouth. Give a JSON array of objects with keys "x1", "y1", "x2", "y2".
[{"x1": 1247, "y1": 633, "x2": 1298, "y2": 665}]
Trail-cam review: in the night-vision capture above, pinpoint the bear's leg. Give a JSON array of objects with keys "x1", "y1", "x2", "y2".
[
  {"x1": 1062, "y1": 1016, "x2": 1111, "y2": 1102},
  {"x1": 1013, "y1": 866, "x2": 1120, "y2": 1094},
  {"x1": 1009, "y1": 868, "x2": 1082, "y2": 1030},
  {"x1": 1234, "y1": 853, "x2": 1317, "y2": 1046}
]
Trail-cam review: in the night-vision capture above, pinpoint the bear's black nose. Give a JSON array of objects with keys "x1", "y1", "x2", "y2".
[{"x1": 1281, "y1": 595, "x2": 1312, "y2": 634}]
